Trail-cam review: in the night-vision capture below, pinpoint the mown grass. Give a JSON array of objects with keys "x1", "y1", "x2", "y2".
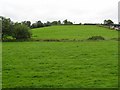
[
  {"x1": 3, "y1": 41, "x2": 118, "y2": 88},
  {"x1": 2, "y1": 25, "x2": 118, "y2": 88}
]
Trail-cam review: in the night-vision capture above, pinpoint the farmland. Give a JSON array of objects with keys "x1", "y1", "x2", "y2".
[
  {"x1": 2, "y1": 25, "x2": 118, "y2": 88},
  {"x1": 32, "y1": 25, "x2": 118, "y2": 40}
]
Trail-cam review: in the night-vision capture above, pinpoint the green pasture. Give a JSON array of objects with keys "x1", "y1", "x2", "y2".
[
  {"x1": 32, "y1": 25, "x2": 118, "y2": 40},
  {"x1": 2, "y1": 25, "x2": 118, "y2": 88}
]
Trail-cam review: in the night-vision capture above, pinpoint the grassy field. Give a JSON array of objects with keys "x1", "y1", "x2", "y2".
[
  {"x1": 2, "y1": 25, "x2": 118, "y2": 88},
  {"x1": 32, "y1": 25, "x2": 118, "y2": 40}
]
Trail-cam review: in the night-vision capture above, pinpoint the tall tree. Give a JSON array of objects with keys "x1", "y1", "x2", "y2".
[
  {"x1": 36, "y1": 21, "x2": 44, "y2": 28},
  {"x1": 57, "y1": 20, "x2": 61, "y2": 25},
  {"x1": 63, "y1": 19, "x2": 73, "y2": 25},
  {"x1": 63, "y1": 19, "x2": 68, "y2": 25},
  {"x1": 1, "y1": 16, "x2": 14, "y2": 39},
  {"x1": 22, "y1": 21, "x2": 31, "y2": 27},
  {"x1": 104, "y1": 19, "x2": 114, "y2": 25}
]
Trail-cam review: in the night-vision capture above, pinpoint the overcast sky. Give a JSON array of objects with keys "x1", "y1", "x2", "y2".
[{"x1": 0, "y1": 0, "x2": 119, "y2": 24}]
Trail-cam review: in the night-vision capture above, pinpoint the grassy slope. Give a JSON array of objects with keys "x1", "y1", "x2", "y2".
[
  {"x1": 3, "y1": 25, "x2": 118, "y2": 88},
  {"x1": 32, "y1": 25, "x2": 118, "y2": 40}
]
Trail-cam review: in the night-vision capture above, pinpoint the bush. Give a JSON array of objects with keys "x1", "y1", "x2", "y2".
[
  {"x1": 87, "y1": 36, "x2": 105, "y2": 40},
  {"x1": 12, "y1": 24, "x2": 31, "y2": 39}
]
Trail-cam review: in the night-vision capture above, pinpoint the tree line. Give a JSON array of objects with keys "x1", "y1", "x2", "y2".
[
  {"x1": 1, "y1": 16, "x2": 77, "y2": 40},
  {"x1": 0, "y1": 16, "x2": 114, "y2": 40},
  {"x1": 31, "y1": 19, "x2": 75, "y2": 28},
  {"x1": 20, "y1": 19, "x2": 75, "y2": 28},
  {"x1": 1, "y1": 16, "x2": 31, "y2": 40}
]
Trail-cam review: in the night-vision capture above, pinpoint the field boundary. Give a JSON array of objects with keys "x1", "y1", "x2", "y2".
[{"x1": 2, "y1": 38, "x2": 119, "y2": 42}]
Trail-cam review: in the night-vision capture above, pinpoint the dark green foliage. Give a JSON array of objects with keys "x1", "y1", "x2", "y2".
[
  {"x1": 44, "y1": 21, "x2": 51, "y2": 26},
  {"x1": 104, "y1": 19, "x2": 114, "y2": 25},
  {"x1": 1, "y1": 16, "x2": 14, "y2": 39},
  {"x1": 57, "y1": 20, "x2": 61, "y2": 25},
  {"x1": 84, "y1": 23, "x2": 98, "y2": 25},
  {"x1": 51, "y1": 20, "x2": 61, "y2": 25},
  {"x1": 63, "y1": 19, "x2": 73, "y2": 25},
  {"x1": 1, "y1": 16, "x2": 32, "y2": 40},
  {"x1": 67, "y1": 21, "x2": 73, "y2": 25},
  {"x1": 12, "y1": 23, "x2": 31, "y2": 39},
  {"x1": 31, "y1": 21, "x2": 51, "y2": 28},
  {"x1": 31, "y1": 23, "x2": 38, "y2": 28},
  {"x1": 22, "y1": 21, "x2": 31, "y2": 27},
  {"x1": 63, "y1": 19, "x2": 68, "y2": 24},
  {"x1": 87, "y1": 36, "x2": 105, "y2": 40},
  {"x1": 36, "y1": 21, "x2": 44, "y2": 28},
  {"x1": 51, "y1": 21, "x2": 58, "y2": 25}
]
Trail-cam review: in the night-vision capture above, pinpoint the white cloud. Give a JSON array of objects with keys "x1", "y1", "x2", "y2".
[{"x1": 0, "y1": 0, "x2": 119, "y2": 23}]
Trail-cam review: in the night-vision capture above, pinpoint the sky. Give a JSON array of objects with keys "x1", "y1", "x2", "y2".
[{"x1": 0, "y1": 0, "x2": 119, "y2": 24}]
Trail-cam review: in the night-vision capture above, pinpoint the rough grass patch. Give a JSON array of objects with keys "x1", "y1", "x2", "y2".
[{"x1": 87, "y1": 36, "x2": 105, "y2": 40}]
